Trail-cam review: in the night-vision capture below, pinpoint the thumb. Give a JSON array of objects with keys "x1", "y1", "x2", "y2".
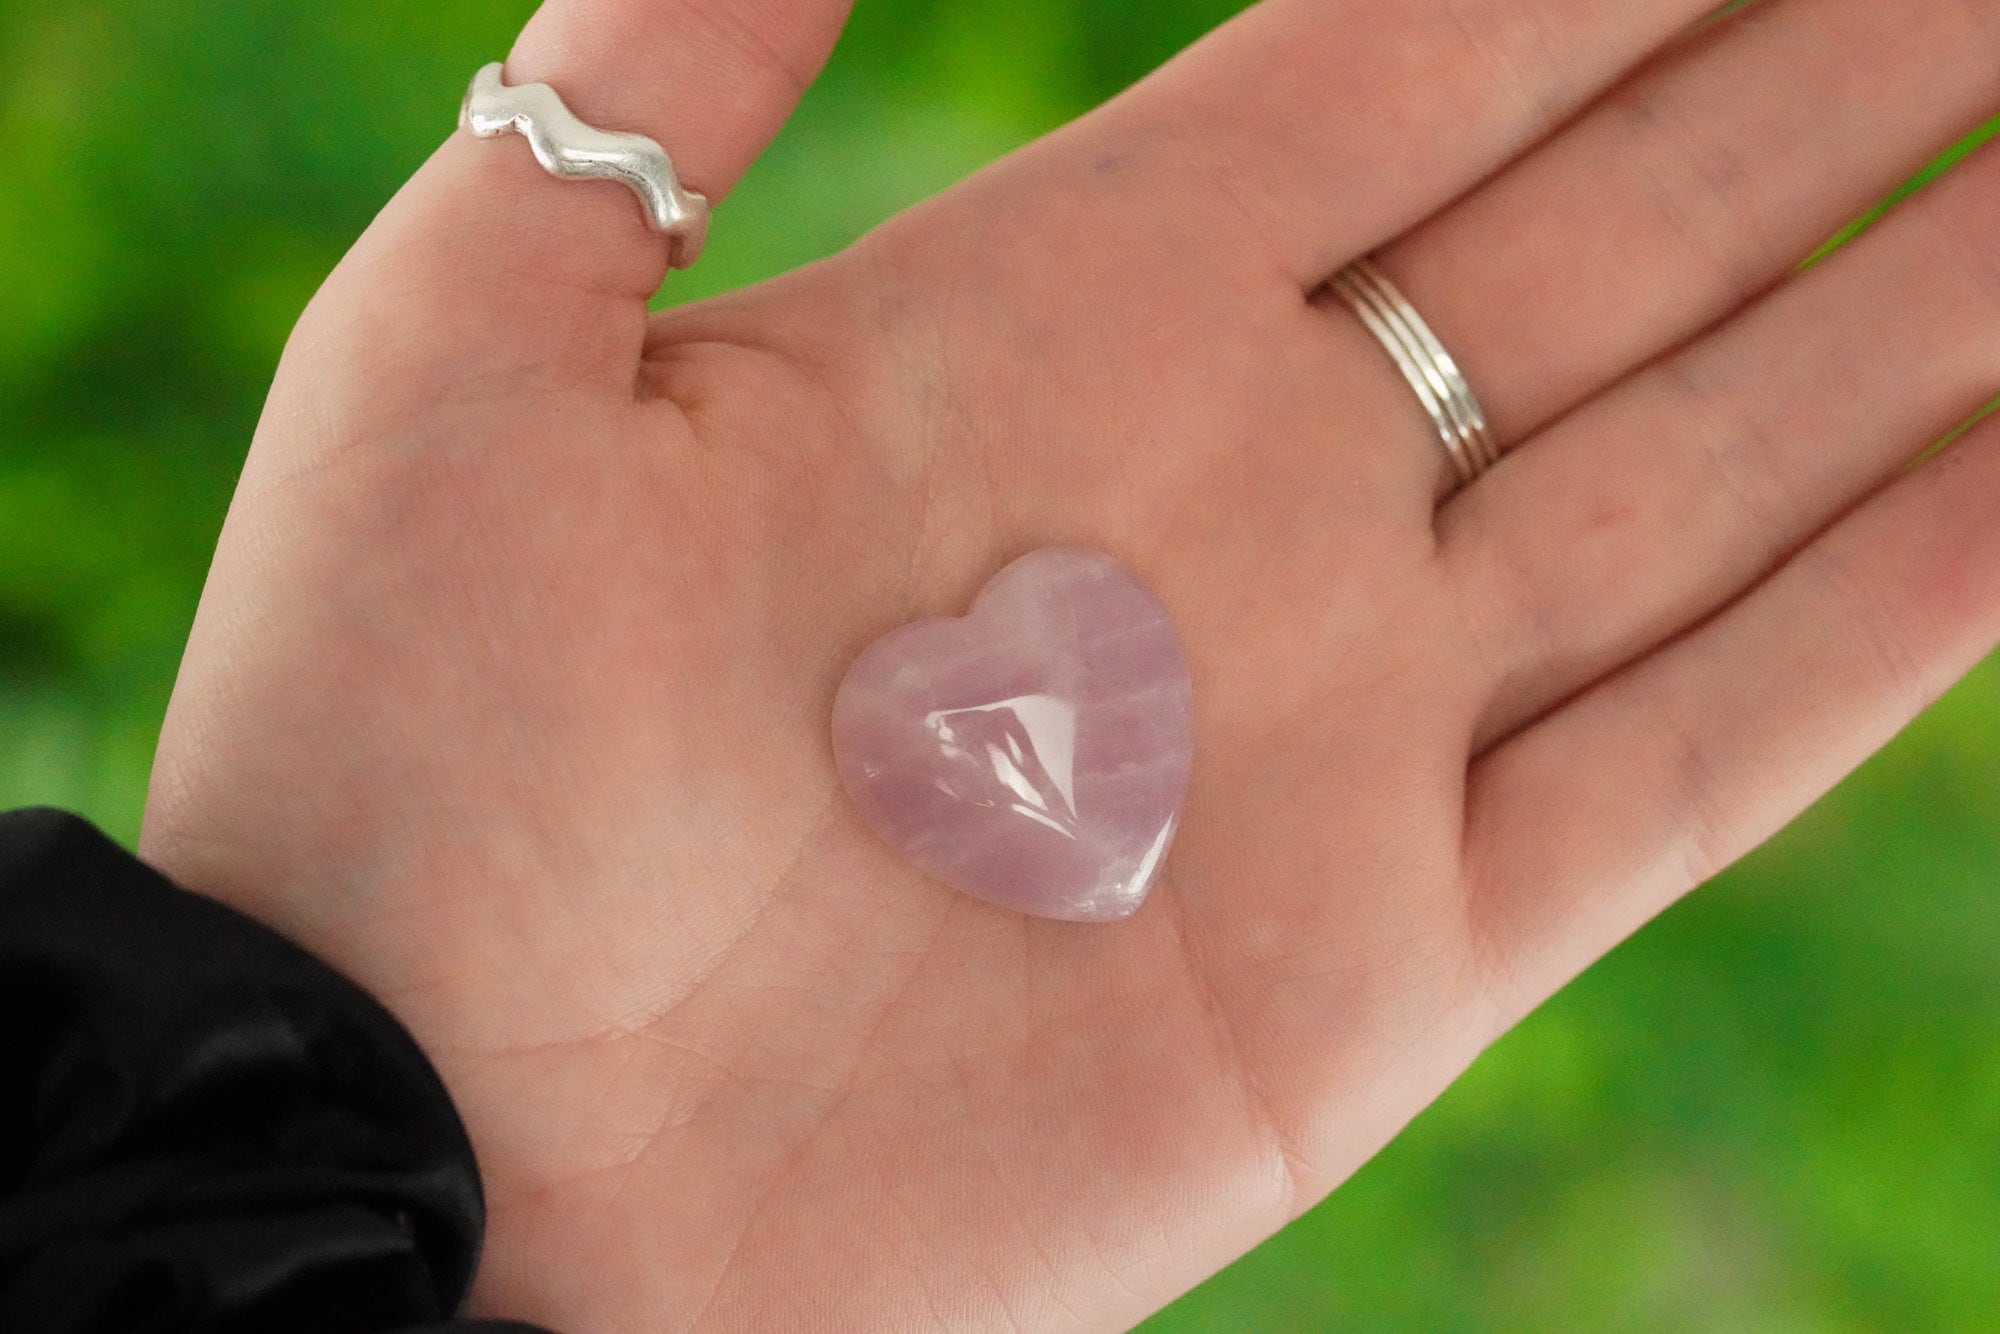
[{"x1": 312, "y1": 0, "x2": 854, "y2": 389}]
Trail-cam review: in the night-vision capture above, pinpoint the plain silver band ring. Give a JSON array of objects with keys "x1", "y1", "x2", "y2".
[
  {"x1": 460, "y1": 63, "x2": 711, "y2": 270},
  {"x1": 1330, "y1": 258, "x2": 1496, "y2": 489}
]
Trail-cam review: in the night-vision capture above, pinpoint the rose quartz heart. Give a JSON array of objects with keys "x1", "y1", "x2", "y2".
[{"x1": 831, "y1": 547, "x2": 1194, "y2": 922}]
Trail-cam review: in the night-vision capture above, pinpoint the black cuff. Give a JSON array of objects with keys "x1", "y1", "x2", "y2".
[{"x1": 0, "y1": 808, "x2": 547, "y2": 1333}]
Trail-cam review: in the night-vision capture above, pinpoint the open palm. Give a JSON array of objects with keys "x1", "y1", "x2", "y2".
[{"x1": 142, "y1": 0, "x2": 2000, "y2": 1327}]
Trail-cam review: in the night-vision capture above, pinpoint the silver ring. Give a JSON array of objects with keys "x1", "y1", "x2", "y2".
[
  {"x1": 1330, "y1": 258, "x2": 1496, "y2": 489},
  {"x1": 460, "y1": 63, "x2": 710, "y2": 270}
]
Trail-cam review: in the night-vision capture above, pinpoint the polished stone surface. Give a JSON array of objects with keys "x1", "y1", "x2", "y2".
[{"x1": 832, "y1": 548, "x2": 1193, "y2": 922}]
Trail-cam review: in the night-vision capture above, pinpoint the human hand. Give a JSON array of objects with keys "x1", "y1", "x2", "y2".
[{"x1": 142, "y1": 0, "x2": 2000, "y2": 1327}]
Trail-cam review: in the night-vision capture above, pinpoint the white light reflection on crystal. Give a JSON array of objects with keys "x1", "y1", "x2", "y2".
[{"x1": 923, "y1": 694, "x2": 1080, "y2": 837}]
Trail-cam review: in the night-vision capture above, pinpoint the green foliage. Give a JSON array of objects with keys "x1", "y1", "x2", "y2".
[{"x1": 1, "y1": 1, "x2": 1995, "y2": 1327}]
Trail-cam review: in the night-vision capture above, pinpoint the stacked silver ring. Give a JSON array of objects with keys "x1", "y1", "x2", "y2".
[{"x1": 1330, "y1": 258, "x2": 1497, "y2": 489}]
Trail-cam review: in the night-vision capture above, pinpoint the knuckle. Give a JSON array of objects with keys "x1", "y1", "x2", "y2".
[
  {"x1": 1656, "y1": 353, "x2": 1800, "y2": 562},
  {"x1": 1802, "y1": 541, "x2": 1936, "y2": 727},
  {"x1": 1648, "y1": 690, "x2": 1736, "y2": 891},
  {"x1": 1606, "y1": 78, "x2": 1779, "y2": 293}
]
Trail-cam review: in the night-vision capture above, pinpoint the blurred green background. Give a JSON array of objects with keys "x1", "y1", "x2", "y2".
[{"x1": 2, "y1": 0, "x2": 1997, "y2": 1327}]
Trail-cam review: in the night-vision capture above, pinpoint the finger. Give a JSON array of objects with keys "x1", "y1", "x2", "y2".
[
  {"x1": 1464, "y1": 409, "x2": 2000, "y2": 1012},
  {"x1": 1374, "y1": 0, "x2": 2000, "y2": 444},
  {"x1": 318, "y1": 0, "x2": 852, "y2": 383},
  {"x1": 1091, "y1": 0, "x2": 1717, "y2": 285},
  {"x1": 1446, "y1": 134, "x2": 2000, "y2": 751}
]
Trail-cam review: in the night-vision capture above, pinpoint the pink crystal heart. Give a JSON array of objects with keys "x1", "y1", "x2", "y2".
[{"x1": 831, "y1": 547, "x2": 1194, "y2": 922}]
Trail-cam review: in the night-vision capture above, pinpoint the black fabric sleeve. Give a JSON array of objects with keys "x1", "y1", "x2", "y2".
[{"x1": 0, "y1": 808, "x2": 554, "y2": 1334}]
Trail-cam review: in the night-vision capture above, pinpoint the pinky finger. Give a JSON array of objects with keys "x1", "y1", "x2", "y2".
[{"x1": 1464, "y1": 405, "x2": 2000, "y2": 1011}]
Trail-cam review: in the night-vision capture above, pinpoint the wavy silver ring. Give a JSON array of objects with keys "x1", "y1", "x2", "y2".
[
  {"x1": 460, "y1": 63, "x2": 710, "y2": 270},
  {"x1": 1330, "y1": 258, "x2": 1496, "y2": 490}
]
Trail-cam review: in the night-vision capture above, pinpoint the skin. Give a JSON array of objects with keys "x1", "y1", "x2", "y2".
[{"x1": 141, "y1": 0, "x2": 2000, "y2": 1327}]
